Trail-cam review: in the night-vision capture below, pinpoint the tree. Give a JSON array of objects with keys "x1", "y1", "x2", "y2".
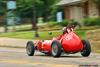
[
  {"x1": 40, "y1": 0, "x2": 60, "y2": 21},
  {"x1": 16, "y1": 0, "x2": 60, "y2": 22},
  {"x1": 0, "y1": 0, "x2": 61, "y2": 25},
  {"x1": 0, "y1": 0, "x2": 6, "y2": 15}
]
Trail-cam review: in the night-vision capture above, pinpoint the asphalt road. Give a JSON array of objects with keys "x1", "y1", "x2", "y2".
[{"x1": 0, "y1": 47, "x2": 100, "y2": 67}]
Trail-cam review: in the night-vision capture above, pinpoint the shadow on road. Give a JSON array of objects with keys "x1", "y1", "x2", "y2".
[
  {"x1": 61, "y1": 56, "x2": 82, "y2": 58},
  {"x1": 34, "y1": 54, "x2": 83, "y2": 58}
]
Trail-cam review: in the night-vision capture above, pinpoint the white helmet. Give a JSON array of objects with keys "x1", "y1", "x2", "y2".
[{"x1": 62, "y1": 27, "x2": 66, "y2": 34}]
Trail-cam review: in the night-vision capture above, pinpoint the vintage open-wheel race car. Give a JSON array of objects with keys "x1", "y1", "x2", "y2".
[{"x1": 26, "y1": 24, "x2": 91, "y2": 57}]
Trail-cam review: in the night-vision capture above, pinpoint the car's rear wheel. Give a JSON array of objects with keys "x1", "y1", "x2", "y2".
[
  {"x1": 26, "y1": 41, "x2": 35, "y2": 56},
  {"x1": 51, "y1": 41, "x2": 62, "y2": 57},
  {"x1": 81, "y1": 40, "x2": 91, "y2": 57}
]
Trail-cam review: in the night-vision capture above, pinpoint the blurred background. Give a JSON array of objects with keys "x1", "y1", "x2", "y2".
[{"x1": 0, "y1": 0, "x2": 100, "y2": 53}]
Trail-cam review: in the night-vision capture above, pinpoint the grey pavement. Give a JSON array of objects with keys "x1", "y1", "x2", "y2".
[
  {"x1": 0, "y1": 47, "x2": 100, "y2": 67},
  {"x1": 0, "y1": 37, "x2": 100, "y2": 67},
  {"x1": 0, "y1": 37, "x2": 30, "y2": 48}
]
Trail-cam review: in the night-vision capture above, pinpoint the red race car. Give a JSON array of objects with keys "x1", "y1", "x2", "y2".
[{"x1": 26, "y1": 24, "x2": 91, "y2": 57}]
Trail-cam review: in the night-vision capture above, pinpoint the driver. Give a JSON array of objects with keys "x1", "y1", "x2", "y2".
[
  {"x1": 53, "y1": 27, "x2": 67, "y2": 41},
  {"x1": 53, "y1": 24, "x2": 74, "y2": 41}
]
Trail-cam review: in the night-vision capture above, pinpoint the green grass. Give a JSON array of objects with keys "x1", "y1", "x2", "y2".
[{"x1": 0, "y1": 30, "x2": 86, "y2": 40}]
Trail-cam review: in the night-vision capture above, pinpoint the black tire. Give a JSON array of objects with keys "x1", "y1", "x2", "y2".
[
  {"x1": 26, "y1": 41, "x2": 35, "y2": 56},
  {"x1": 81, "y1": 40, "x2": 91, "y2": 57},
  {"x1": 51, "y1": 41, "x2": 62, "y2": 57}
]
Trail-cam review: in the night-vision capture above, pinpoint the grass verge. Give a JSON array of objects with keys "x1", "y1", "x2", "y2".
[{"x1": 0, "y1": 30, "x2": 85, "y2": 40}]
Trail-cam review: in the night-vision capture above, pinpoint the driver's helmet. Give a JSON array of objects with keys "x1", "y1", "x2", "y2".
[{"x1": 62, "y1": 27, "x2": 66, "y2": 34}]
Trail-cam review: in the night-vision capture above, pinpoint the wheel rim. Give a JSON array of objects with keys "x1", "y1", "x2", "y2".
[
  {"x1": 52, "y1": 43, "x2": 58, "y2": 56},
  {"x1": 27, "y1": 44, "x2": 32, "y2": 54}
]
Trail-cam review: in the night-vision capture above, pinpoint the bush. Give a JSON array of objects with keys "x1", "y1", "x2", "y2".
[
  {"x1": 48, "y1": 19, "x2": 69, "y2": 27},
  {"x1": 48, "y1": 21, "x2": 59, "y2": 27},
  {"x1": 83, "y1": 17, "x2": 100, "y2": 26},
  {"x1": 59, "y1": 19, "x2": 69, "y2": 26}
]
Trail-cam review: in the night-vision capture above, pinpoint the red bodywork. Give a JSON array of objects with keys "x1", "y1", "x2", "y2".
[{"x1": 34, "y1": 28, "x2": 83, "y2": 54}]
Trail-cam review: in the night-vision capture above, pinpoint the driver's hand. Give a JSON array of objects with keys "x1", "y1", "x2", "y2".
[{"x1": 52, "y1": 38, "x2": 57, "y2": 40}]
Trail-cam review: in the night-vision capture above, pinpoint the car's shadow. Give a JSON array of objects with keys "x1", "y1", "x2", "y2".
[
  {"x1": 61, "y1": 55, "x2": 82, "y2": 58},
  {"x1": 34, "y1": 54, "x2": 83, "y2": 58}
]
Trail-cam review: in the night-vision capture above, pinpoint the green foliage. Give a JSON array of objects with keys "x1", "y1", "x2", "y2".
[
  {"x1": 17, "y1": 0, "x2": 60, "y2": 20},
  {"x1": 48, "y1": 19, "x2": 69, "y2": 27},
  {"x1": 0, "y1": 0, "x2": 6, "y2": 15},
  {"x1": 48, "y1": 21, "x2": 59, "y2": 26},
  {"x1": 59, "y1": 19, "x2": 69, "y2": 26},
  {"x1": 0, "y1": 0, "x2": 60, "y2": 22},
  {"x1": 83, "y1": 17, "x2": 100, "y2": 26},
  {"x1": 0, "y1": 30, "x2": 85, "y2": 40}
]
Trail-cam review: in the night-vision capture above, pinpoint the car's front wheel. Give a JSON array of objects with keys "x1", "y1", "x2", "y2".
[
  {"x1": 81, "y1": 40, "x2": 91, "y2": 57},
  {"x1": 51, "y1": 41, "x2": 62, "y2": 57},
  {"x1": 26, "y1": 41, "x2": 35, "y2": 56}
]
